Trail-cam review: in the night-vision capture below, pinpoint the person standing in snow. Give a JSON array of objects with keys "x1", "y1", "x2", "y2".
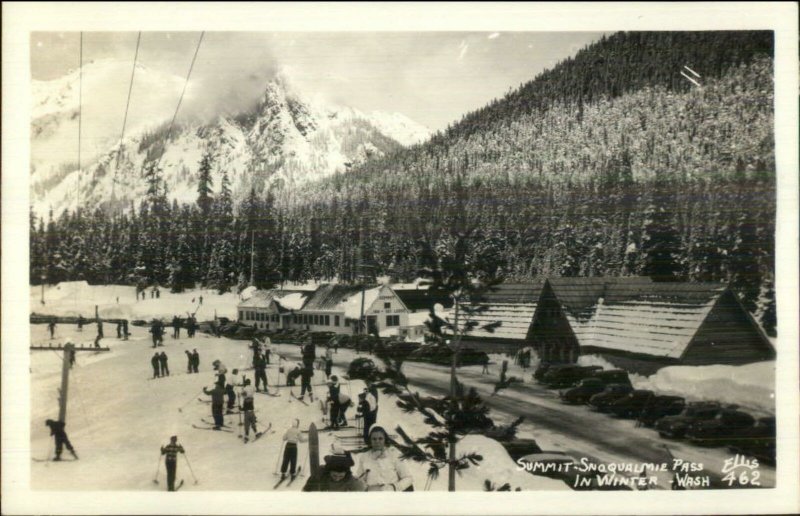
[
  {"x1": 116, "y1": 321, "x2": 123, "y2": 339},
  {"x1": 48, "y1": 319, "x2": 56, "y2": 339},
  {"x1": 77, "y1": 315, "x2": 84, "y2": 331},
  {"x1": 240, "y1": 378, "x2": 259, "y2": 442},
  {"x1": 225, "y1": 370, "x2": 238, "y2": 414},
  {"x1": 150, "y1": 320, "x2": 160, "y2": 348},
  {"x1": 356, "y1": 388, "x2": 378, "y2": 443},
  {"x1": 122, "y1": 319, "x2": 129, "y2": 340},
  {"x1": 324, "y1": 357, "x2": 333, "y2": 380},
  {"x1": 151, "y1": 352, "x2": 161, "y2": 378},
  {"x1": 160, "y1": 435, "x2": 185, "y2": 491},
  {"x1": 97, "y1": 319, "x2": 104, "y2": 339},
  {"x1": 280, "y1": 419, "x2": 307, "y2": 480},
  {"x1": 202, "y1": 382, "x2": 226, "y2": 429},
  {"x1": 263, "y1": 337, "x2": 272, "y2": 364},
  {"x1": 299, "y1": 365, "x2": 314, "y2": 402},
  {"x1": 185, "y1": 350, "x2": 193, "y2": 374},
  {"x1": 253, "y1": 353, "x2": 268, "y2": 392},
  {"x1": 191, "y1": 349, "x2": 200, "y2": 373},
  {"x1": 212, "y1": 360, "x2": 227, "y2": 387},
  {"x1": 327, "y1": 376, "x2": 342, "y2": 429},
  {"x1": 172, "y1": 316, "x2": 181, "y2": 339},
  {"x1": 159, "y1": 351, "x2": 170, "y2": 376},
  {"x1": 199, "y1": 295, "x2": 203, "y2": 305},
  {"x1": 45, "y1": 419, "x2": 78, "y2": 461},
  {"x1": 337, "y1": 392, "x2": 353, "y2": 427},
  {"x1": 286, "y1": 363, "x2": 301, "y2": 386},
  {"x1": 356, "y1": 426, "x2": 413, "y2": 492}
]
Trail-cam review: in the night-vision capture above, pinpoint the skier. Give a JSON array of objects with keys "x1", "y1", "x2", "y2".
[
  {"x1": 122, "y1": 319, "x2": 129, "y2": 340},
  {"x1": 263, "y1": 337, "x2": 272, "y2": 364},
  {"x1": 191, "y1": 349, "x2": 200, "y2": 373},
  {"x1": 357, "y1": 426, "x2": 413, "y2": 492},
  {"x1": 172, "y1": 316, "x2": 181, "y2": 339},
  {"x1": 356, "y1": 388, "x2": 378, "y2": 443},
  {"x1": 254, "y1": 353, "x2": 268, "y2": 392},
  {"x1": 156, "y1": 288, "x2": 160, "y2": 299},
  {"x1": 77, "y1": 315, "x2": 84, "y2": 331},
  {"x1": 481, "y1": 354, "x2": 490, "y2": 375},
  {"x1": 336, "y1": 391, "x2": 353, "y2": 427},
  {"x1": 301, "y1": 341, "x2": 316, "y2": 370},
  {"x1": 159, "y1": 351, "x2": 170, "y2": 376},
  {"x1": 48, "y1": 319, "x2": 56, "y2": 339},
  {"x1": 302, "y1": 445, "x2": 364, "y2": 492},
  {"x1": 279, "y1": 418, "x2": 307, "y2": 480},
  {"x1": 202, "y1": 382, "x2": 226, "y2": 429},
  {"x1": 186, "y1": 316, "x2": 197, "y2": 338},
  {"x1": 299, "y1": 365, "x2": 314, "y2": 402},
  {"x1": 45, "y1": 419, "x2": 78, "y2": 461},
  {"x1": 240, "y1": 378, "x2": 259, "y2": 442},
  {"x1": 327, "y1": 376, "x2": 342, "y2": 429},
  {"x1": 160, "y1": 435, "x2": 185, "y2": 491},
  {"x1": 151, "y1": 352, "x2": 161, "y2": 378},
  {"x1": 212, "y1": 360, "x2": 227, "y2": 387},
  {"x1": 97, "y1": 320, "x2": 104, "y2": 339},
  {"x1": 225, "y1": 370, "x2": 238, "y2": 414},
  {"x1": 150, "y1": 320, "x2": 161, "y2": 348},
  {"x1": 185, "y1": 350, "x2": 193, "y2": 374},
  {"x1": 286, "y1": 363, "x2": 302, "y2": 386},
  {"x1": 116, "y1": 321, "x2": 123, "y2": 339}
]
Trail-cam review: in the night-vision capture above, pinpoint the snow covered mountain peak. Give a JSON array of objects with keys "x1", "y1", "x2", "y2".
[{"x1": 31, "y1": 65, "x2": 431, "y2": 217}]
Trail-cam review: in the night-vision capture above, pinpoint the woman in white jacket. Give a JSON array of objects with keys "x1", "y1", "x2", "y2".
[{"x1": 356, "y1": 426, "x2": 413, "y2": 492}]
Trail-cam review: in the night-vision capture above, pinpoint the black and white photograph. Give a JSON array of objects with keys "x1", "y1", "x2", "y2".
[{"x1": 3, "y1": 2, "x2": 798, "y2": 515}]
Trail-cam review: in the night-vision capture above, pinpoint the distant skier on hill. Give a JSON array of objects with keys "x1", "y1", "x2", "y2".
[
  {"x1": 160, "y1": 435, "x2": 185, "y2": 491},
  {"x1": 151, "y1": 353, "x2": 161, "y2": 378},
  {"x1": 191, "y1": 349, "x2": 200, "y2": 373},
  {"x1": 45, "y1": 419, "x2": 78, "y2": 461},
  {"x1": 159, "y1": 352, "x2": 170, "y2": 376}
]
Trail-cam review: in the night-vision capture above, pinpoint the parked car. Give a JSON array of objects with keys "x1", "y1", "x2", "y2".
[
  {"x1": 534, "y1": 362, "x2": 569, "y2": 382},
  {"x1": 655, "y1": 401, "x2": 722, "y2": 439},
  {"x1": 636, "y1": 395, "x2": 686, "y2": 427},
  {"x1": 591, "y1": 369, "x2": 632, "y2": 387},
  {"x1": 686, "y1": 408, "x2": 756, "y2": 447},
  {"x1": 374, "y1": 340, "x2": 421, "y2": 361},
  {"x1": 588, "y1": 383, "x2": 635, "y2": 412},
  {"x1": 542, "y1": 365, "x2": 603, "y2": 389},
  {"x1": 347, "y1": 357, "x2": 379, "y2": 381},
  {"x1": 560, "y1": 377, "x2": 607, "y2": 404},
  {"x1": 608, "y1": 390, "x2": 655, "y2": 418},
  {"x1": 728, "y1": 416, "x2": 775, "y2": 464},
  {"x1": 407, "y1": 344, "x2": 489, "y2": 367}
]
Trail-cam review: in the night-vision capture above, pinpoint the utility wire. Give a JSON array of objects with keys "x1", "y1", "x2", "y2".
[
  {"x1": 114, "y1": 31, "x2": 142, "y2": 193},
  {"x1": 153, "y1": 31, "x2": 205, "y2": 173}
]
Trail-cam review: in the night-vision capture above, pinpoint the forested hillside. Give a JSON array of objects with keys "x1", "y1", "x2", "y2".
[{"x1": 30, "y1": 31, "x2": 777, "y2": 335}]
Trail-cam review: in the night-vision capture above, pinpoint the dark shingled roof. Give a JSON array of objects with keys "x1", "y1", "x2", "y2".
[
  {"x1": 394, "y1": 288, "x2": 454, "y2": 311},
  {"x1": 302, "y1": 284, "x2": 369, "y2": 312}
]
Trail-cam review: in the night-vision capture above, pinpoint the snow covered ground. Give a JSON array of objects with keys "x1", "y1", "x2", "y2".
[{"x1": 26, "y1": 282, "x2": 566, "y2": 492}]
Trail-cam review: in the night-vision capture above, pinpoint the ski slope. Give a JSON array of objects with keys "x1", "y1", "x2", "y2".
[{"x1": 28, "y1": 283, "x2": 566, "y2": 492}]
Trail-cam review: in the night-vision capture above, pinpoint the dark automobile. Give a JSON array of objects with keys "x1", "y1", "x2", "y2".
[
  {"x1": 407, "y1": 345, "x2": 489, "y2": 367},
  {"x1": 655, "y1": 401, "x2": 721, "y2": 438},
  {"x1": 347, "y1": 357, "x2": 379, "y2": 381},
  {"x1": 374, "y1": 340, "x2": 421, "y2": 361},
  {"x1": 560, "y1": 377, "x2": 606, "y2": 404},
  {"x1": 686, "y1": 409, "x2": 756, "y2": 447},
  {"x1": 608, "y1": 390, "x2": 655, "y2": 418},
  {"x1": 588, "y1": 384, "x2": 635, "y2": 412},
  {"x1": 729, "y1": 416, "x2": 775, "y2": 464},
  {"x1": 636, "y1": 395, "x2": 686, "y2": 427},
  {"x1": 591, "y1": 369, "x2": 632, "y2": 387},
  {"x1": 534, "y1": 362, "x2": 570, "y2": 382},
  {"x1": 542, "y1": 365, "x2": 603, "y2": 389}
]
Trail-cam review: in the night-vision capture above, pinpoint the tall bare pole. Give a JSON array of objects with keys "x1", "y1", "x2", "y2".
[
  {"x1": 448, "y1": 296, "x2": 460, "y2": 491},
  {"x1": 250, "y1": 230, "x2": 255, "y2": 286},
  {"x1": 58, "y1": 343, "x2": 75, "y2": 422}
]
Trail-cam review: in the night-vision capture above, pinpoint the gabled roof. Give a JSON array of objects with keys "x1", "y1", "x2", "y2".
[
  {"x1": 559, "y1": 280, "x2": 727, "y2": 359},
  {"x1": 238, "y1": 289, "x2": 308, "y2": 309},
  {"x1": 301, "y1": 284, "x2": 387, "y2": 319},
  {"x1": 394, "y1": 288, "x2": 454, "y2": 311},
  {"x1": 453, "y1": 282, "x2": 545, "y2": 341}
]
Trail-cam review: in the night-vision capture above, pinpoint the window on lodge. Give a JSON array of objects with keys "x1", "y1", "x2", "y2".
[
  {"x1": 239, "y1": 311, "x2": 244, "y2": 320},
  {"x1": 334, "y1": 316, "x2": 340, "y2": 326},
  {"x1": 325, "y1": 315, "x2": 330, "y2": 326},
  {"x1": 386, "y1": 315, "x2": 400, "y2": 327},
  {"x1": 384, "y1": 302, "x2": 391, "y2": 309}
]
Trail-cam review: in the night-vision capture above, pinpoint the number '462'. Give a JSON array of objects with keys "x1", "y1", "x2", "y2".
[{"x1": 722, "y1": 470, "x2": 760, "y2": 487}]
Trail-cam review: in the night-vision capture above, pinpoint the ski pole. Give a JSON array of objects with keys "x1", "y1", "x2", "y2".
[
  {"x1": 153, "y1": 452, "x2": 161, "y2": 484},
  {"x1": 182, "y1": 452, "x2": 199, "y2": 485},
  {"x1": 178, "y1": 388, "x2": 205, "y2": 413}
]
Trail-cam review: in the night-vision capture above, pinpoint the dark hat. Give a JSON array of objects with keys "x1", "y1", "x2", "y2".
[
  {"x1": 324, "y1": 449, "x2": 354, "y2": 472},
  {"x1": 170, "y1": 435, "x2": 177, "y2": 441}
]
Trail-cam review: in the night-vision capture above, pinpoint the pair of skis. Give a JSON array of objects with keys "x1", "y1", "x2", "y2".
[
  {"x1": 238, "y1": 422, "x2": 273, "y2": 442},
  {"x1": 192, "y1": 420, "x2": 234, "y2": 433},
  {"x1": 273, "y1": 467, "x2": 304, "y2": 489},
  {"x1": 274, "y1": 423, "x2": 319, "y2": 490}
]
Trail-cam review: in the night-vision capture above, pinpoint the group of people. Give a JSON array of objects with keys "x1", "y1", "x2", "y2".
[
  {"x1": 302, "y1": 426, "x2": 413, "y2": 492},
  {"x1": 151, "y1": 351, "x2": 171, "y2": 378},
  {"x1": 184, "y1": 349, "x2": 201, "y2": 373}
]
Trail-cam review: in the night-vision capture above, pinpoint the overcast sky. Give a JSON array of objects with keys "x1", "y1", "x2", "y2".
[{"x1": 31, "y1": 31, "x2": 605, "y2": 132}]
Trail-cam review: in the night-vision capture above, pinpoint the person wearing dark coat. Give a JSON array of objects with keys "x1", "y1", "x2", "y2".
[
  {"x1": 324, "y1": 357, "x2": 333, "y2": 380},
  {"x1": 77, "y1": 315, "x2": 84, "y2": 331},
  {"x1": 122, "y1": 319, "x2": 129, "y2": 340},
  {"x1": 302, "y1": 445, "x2": 364, "y2": 492},
  {"x1": 327, "y1": 376, "x2": 342, "y2": 429},
  {"x1": 48, "y1": 320, "x2": 56, "y2": 339},
  {"x1": 300, "y1": 365, "x2": 314, "y2": 401},
  {"x1": 97, "y1": 320, "x2": 104, "y2": 338},
  {"x1": 46, "y1": 419, "x2": 77, "y2": 460},
  {"x1": 185, "y1": 350, "x2": 193, "y2": 373},
  {"x1": 172, "y1": 316, "x2": 181, "y2": 338},
  {"x1": 202, "y1": 383, "x2": 226, "y2": 428},
  {"x1": 151, "y1": 353, "x2": 161, "y2": 378},
  {"x1": 159, "y1": 351, "x2": 169, "y2": 376},
  {"x1": 186, "y1": 317, "x2": 197, "y2": 338},
  {"x1": 116, "y1": 321, "x2": 123, "y2": 339},
  {"x1": 254, "y1": 353, "x2": 268, "y2": 392},
  {"x1": 191, "y1": 349, "x2": 200, "y2": 373},
  {"x1": 160, "y1": 436, "x2": 185, "y2": 491}
]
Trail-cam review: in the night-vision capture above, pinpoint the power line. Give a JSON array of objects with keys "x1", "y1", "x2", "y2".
[
  {"x1": 153, "y1": 31, "x2": 205, "y2": 174},
  {"x1": 113, "y1": 31, "x2": 142, "y2": 194}
]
